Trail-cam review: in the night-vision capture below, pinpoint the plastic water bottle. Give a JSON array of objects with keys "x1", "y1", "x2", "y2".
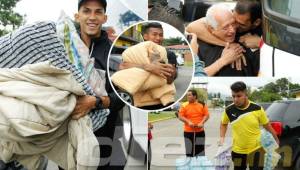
[{"x1": 176, "y1": 157, "x2": 190, "y2": 170}]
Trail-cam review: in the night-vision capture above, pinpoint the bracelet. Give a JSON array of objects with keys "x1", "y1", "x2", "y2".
[{"x1": 95, "y1": 96, "x2": 103, "y2": 110}]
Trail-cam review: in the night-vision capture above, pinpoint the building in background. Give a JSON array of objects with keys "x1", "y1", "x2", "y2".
[
  {"x1": 291, "y1": 88, "x2": 300, "y2": 99},
  {"x1": 166, "y1": 44, "x2": 192, "y2": 65}
]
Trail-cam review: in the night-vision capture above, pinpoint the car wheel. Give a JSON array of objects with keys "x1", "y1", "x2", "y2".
[
  {"x1": 105, "y1": 105, "x2": 132, "y2": 168},
  {"x1": 120, "y1": 105, "x2": 133, "y2": 154},
  {"x1": 118, "y1": 91, "x2": 134, "y2": 106}
]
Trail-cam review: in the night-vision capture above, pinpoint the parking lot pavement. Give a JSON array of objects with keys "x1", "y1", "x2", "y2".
[{"x1": 150, "y1": 108, "x2": 233, "y2": 170}]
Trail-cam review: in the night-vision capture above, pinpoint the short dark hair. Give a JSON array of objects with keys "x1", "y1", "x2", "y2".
[
  {"x1": 231, "y1": 81, "x2": 247, "y2": 92},
  {"x1": 78, "y1": 0, "x2": 107, "y2": 12},
  {"x1": 141, "y1": 22, "x2": 163, "y2": 35},
  {"x1": 188, "y1": 89, "x2": 198, "y2": 99},
  {"x1": 235, "y1": 0, "x2": 261, "y2": 23}
]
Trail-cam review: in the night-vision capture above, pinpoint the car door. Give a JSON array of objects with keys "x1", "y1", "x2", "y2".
[
  {"x1": 260, "y1": 0, "x2": 300, "y2": 77},
  {"x1": 282, "y1": 101, "x2": 300, "y2": 165}
]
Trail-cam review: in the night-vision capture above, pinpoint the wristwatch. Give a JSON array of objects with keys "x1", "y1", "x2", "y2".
[{"x1": 95, "y1": 96, "x2": 103, "y2": 110}]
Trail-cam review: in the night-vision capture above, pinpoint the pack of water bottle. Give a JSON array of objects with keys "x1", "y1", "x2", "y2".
[
  {"x1": 261, "y1": 129, "x2": 278, "y2": 151},
  {"x1": 176, "y1": 156, "x2": 215, "y2": 170},
  {"x1": 214, "y1": 145, "x2": 231, "y2": 170},
  {"x1": 260, "y1": 129, "x2": 281, "y2": 170}
]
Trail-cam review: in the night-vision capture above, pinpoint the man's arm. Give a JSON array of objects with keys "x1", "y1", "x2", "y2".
[
  {"x1": 166, "y1": 51, "x2": 178, "y2": 84},
  {"x1": 204, "y1": 43, "x2": 244, "y2": 76},
  {"x1": 239, "y1": 33, "x2": 261, "y2": 49},
  {"x1": 186, "y1": 18, "x2": 226, "y2": 46},
  {"x1": 178, "y1": 108, "x2": 195, "y2": 128},
  {"x1": 220, "y1": 123, "x2": 228, "y2": 145},
  {"x1": 178, "y1": 114, "x2": 195, "y2": 128},
  {"x1": 119, "y1": 61, "x2": 174, "y2": 80},
  {"x1": 71, "y1": 95, "x2": 97, "y2": 119},
  {"x1": 197, "y1": 115, "x2": 209, "y2": 128},
  {"x1": 263, "y1": 123, "x2": 280, "y2": 145}
]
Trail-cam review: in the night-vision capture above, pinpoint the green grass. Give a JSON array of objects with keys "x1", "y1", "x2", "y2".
[
  {"x1": 148, "y1": 111, "x2": 176, "y2": 122},
  {"x1": 184, "y1": 61, "x2": 193, "y2": 67}
]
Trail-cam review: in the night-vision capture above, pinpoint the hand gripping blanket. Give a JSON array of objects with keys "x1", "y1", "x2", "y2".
[
  {"x1": 0, "y1": 62, "x2": 99, "y2": 170},
  {"x1": 111, "y1": 41, "x2": 176, "y2": 107}
]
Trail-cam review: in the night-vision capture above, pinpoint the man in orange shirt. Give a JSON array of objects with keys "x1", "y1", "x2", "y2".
[{"x1": 179, "y1": 89, "x2": 210, "y2": 157}]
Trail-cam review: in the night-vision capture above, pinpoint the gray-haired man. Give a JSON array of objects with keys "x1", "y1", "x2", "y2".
[{"x1": 197, "y1": 4, "x2": 259, "y2": 76}]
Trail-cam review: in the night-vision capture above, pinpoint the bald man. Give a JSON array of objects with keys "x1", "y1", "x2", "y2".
[{"x1": 198, "y1": 4, "x2": 259, "y2": 76}]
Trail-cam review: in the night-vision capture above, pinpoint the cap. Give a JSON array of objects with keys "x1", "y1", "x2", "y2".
[{"x1": 78, "y1": 0, "x2": 107, "y2": 11}]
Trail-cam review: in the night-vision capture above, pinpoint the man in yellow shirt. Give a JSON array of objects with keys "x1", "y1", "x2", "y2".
[{"x1": 220, "y1": 81, "x2": 279, "y2": 170}]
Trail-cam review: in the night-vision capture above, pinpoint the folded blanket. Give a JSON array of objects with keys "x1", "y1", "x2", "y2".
[
  {"x1": 111, "y1": 41, "x2": 176, "y2": 107},
  {"x1": 0, "y1": 62, "x2": 99, "y2": 170}
]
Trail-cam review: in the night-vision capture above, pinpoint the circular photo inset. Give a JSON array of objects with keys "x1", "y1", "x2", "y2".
[{"x1": 108, "y1": 20, "x2": 194, "y2": 111}]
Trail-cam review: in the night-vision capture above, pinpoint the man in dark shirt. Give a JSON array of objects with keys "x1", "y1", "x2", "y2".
[
  {"x1": 73, "y1": 0, "x2": 125, "y2": 169},
  {"x1": 119, "y1": 22, "x2": 177, "y2": 110}
]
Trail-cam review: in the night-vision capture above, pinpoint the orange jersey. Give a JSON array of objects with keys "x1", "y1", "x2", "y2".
[{"x1": 179, "y1": 102, "x2": 209, "y2": 132}]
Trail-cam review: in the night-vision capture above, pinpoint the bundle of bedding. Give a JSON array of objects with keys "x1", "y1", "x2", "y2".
[
  {"x1": 111, "y1": 41, "x2": 176, "y2": 107},
  {"x1": 0, "y1": 61, "x2": 99, "y2": 170}
]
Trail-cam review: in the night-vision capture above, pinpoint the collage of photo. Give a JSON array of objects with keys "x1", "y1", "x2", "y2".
[{"x1": 0, "y1": 0, "x2": 299, "y2": 170}]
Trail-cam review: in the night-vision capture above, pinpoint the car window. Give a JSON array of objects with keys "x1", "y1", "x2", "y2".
[
  {"x1": 283, "y1": 101, "x2": 300, "y2": 128},
  {"x1": 263, "y1": 0, "x2": 300, "y2": 56},
  {"x1": 268, "y1": 0, "x2": 300, "y2": 19},
  {"x1": 266, "y1": 102, "x2": 289, "y2": 121}
]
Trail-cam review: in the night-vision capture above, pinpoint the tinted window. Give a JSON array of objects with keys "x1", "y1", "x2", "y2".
[
  {"x1": 266, "y1": 102, "x2": 289, "y2": 121},
  {"x1": 268, "y1": 0, "x2": 300, "y2": 19},
  {"x1": 283, "y1": 101, "x2": 300, "y2": 128}
]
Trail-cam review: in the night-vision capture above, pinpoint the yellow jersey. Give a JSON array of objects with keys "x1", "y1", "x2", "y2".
[{"x1": 221, "y1": 101, "x2": 269, "y2": 154}]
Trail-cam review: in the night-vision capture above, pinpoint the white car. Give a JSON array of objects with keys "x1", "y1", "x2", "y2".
[
  {"x1": 120, "y1": 105, "x2": 147, "y2": 170},
  {"x1": 109, "y1": 53, "x2": 147, "y2": 169},
  {"x1": 176, "y1": 55, "x2": 185, "y2": 66}
]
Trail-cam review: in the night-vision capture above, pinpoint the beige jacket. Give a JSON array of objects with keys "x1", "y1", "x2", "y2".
[{"x1": 0, "y1": 62, "x2": 99, "y2": 170}]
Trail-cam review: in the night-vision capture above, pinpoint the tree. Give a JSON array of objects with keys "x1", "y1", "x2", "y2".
[
  {"x1": 275, "y1": 78, "x2": 289, "y2": 97},
  {"x1": 264, "y1": 82, "x2": 279, "y2": 93},
  {"x1": 249, "y1": 78, "x2": 300, "y2": 102},
  {"x1": 0, "y1": 0, "x2": 24, "y2": 36},
  {"x1": 163, "y1": 37, "x2": 185, "y2": 46},
  {"x1": 289, "y1": 83, "x2": 300, "y2": 90}
]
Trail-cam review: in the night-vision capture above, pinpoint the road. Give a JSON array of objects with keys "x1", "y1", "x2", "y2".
[
  {"x1": 174, "y1": 65, "x2": 193, "y2": 100},
  {"x1": 150, "y1": 108, "x2": 233, "y2": 170}
]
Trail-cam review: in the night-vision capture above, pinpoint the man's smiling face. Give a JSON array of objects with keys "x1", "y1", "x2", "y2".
[{"x1": 75, "y1": 0, "x2": 107, "y2": 38}]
